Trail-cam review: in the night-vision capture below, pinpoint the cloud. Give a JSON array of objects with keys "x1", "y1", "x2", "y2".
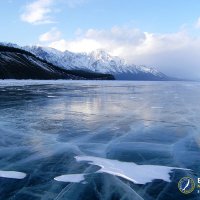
[
  {"x1": 195, "y1": 17, "x2": 200, "y2": 29},
  {"x1": 20, "y1": 0, "x2": 88, "y2": 25},
  {"x1": 39, "y1": 25, "x2": 200, "y2": 79},
  {"x1": 49, "y1": 27, "x2": 146, "y2": 53},
  {"x1": 39, "y1": 27, "x2": 61, "y2": 42},
  {"x1": 49, "y1": 38, "x2": 102, "y2": 53},
  {"x1": 20, "y1": 0, "x2": 55, "y2": 25}
]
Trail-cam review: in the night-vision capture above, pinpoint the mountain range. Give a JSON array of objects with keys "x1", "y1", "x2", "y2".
[
  {"x1": 0, "y1": 43, "x2": 114, "y2": 80},
  {"x1": 0, "y1": 42, "x2": 172, "y2": 81}
]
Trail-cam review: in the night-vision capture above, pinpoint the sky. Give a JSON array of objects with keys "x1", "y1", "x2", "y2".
[{"x1": 1, "y1": 0, "x2": 200, "y2": 79}]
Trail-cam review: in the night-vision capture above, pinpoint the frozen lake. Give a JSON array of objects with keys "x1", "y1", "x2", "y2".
[{"x1": 0, "y1": 80, "x2": 199, "y2": 200}]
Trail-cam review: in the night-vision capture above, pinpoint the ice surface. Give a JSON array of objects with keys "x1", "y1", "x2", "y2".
[{"x1": 0, "y1": 80, "x2": 199, "y2": 200}]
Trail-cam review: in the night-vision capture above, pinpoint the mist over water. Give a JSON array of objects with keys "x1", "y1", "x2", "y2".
[{"x1": 0, "y1": 80, "x2": 199, "y2": 200}]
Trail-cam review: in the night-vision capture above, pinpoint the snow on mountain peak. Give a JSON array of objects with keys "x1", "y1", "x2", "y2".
[
  {"x1": 0, "y1": 42, "x2": 168, "y2": 80},
  {"x1": 0, "y1": 42, "x2": 20, "y2": 49},
  {"x1": 24, "y1": 45, "x2": 167, "y2": 78},
  {"x1": 89, "y1": 49, "x2": 112, "y2": 60}
]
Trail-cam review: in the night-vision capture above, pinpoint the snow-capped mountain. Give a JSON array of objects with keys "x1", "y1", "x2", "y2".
[
  {"x1": 0, "y1": 44, "x2": 114, "y2": 80},
  {"x1": 24, "y1": 46, "x2": 169, "y2": 80},
  {"x1": 0, "y1": 42, "x2": 170, "y2": 80}
]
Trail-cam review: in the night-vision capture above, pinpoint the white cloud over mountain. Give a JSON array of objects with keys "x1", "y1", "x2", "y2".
[
  {"x1": 39, "y1": 27, "x2": 61, "y2": 42},
  {"x1": 38, "y1": 26, "x2": 200, "y2": 79}
]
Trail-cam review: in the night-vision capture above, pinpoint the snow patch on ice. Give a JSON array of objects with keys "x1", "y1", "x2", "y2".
[
  {"x1": 0, "y1": 170, "x2": 26, "y2": 179},
  {"x1": 75, "y1": 156, "x2": 188, "y2": 184},
  {"x1": 54, "y1": 174, "x2": 85, "y2": 183},
  {"x1": 54, "y1": 156, "x2": 188, "y2": 184}
]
